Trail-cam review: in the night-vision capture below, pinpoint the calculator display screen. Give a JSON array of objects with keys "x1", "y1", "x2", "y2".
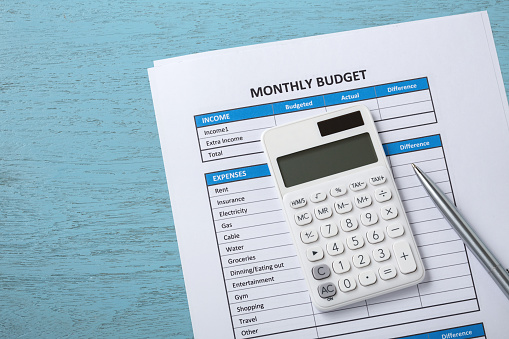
[{"x1": 277, "y1": 132, "x2": 377, "y2": 187}]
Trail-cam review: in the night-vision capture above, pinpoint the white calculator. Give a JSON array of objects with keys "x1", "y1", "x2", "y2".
[{"x1": 262, "y1": 105, "x2": 425, "y2": 311}]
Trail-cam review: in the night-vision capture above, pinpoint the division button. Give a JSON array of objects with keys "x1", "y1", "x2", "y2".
[
  {"x1": 359, "y1": 270, "x2": 377, "y2": 286},
  {"x1": 374, "y1": 187, "x2": 392, "y2": 202},
  {"x1": 307, "y1": 246, "x2": 324, "y2": 261},
  {"x1": 312, "y1": 264, "x2": 331, "y2": 280},
  {"x1": 318, "y1": 282, "x2": 337, "y2": 298},
  {"x1": 393, "y1": 240, "x2": 417, "y2": 274},
  {"x1": 379, "y1": 264, "x2": 397, "y2": 280}
]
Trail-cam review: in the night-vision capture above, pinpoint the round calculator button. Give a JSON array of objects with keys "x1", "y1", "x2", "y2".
[
  {"x1": 338, "y1": 276, "x2": 357, "y2": 292},
  {"x1": 294, "y1": 211, "x2": 313, "y2": 226},
  {"x1": 327, "y1": 241, "x2": 344, "y2": 256},
  {"x1": 366, "y1": 228, "x2": 385, "y2": 244},
  {"x1": 332, "y1": 259, "x2": 350, "y2": 274},
  {"x1": 360, "y1": 210, "x2": 378, "y2": 226},
  {"x1": 387, "y1": 223, "x2": 405, "y2": 238},
  {"x1": 312, "y1": 264, "x2": 331, "y2": 280},
  {"x1": 369, "y1": 175, "x2": 386, "y2": 186},
  {"x1": 349, "y1": 181, "x2": 366, "y2": 191},
  {"x1": 381, "y1": 204, "x2": 398, "y2": 220},
  {"x1": 307, "y1": 246, "x2": 324, "y2": 262},
  {"x1": 352, "y1": 252, "x2": 371, "y2": 268},
  {"x1": 334, "y1": 199, "x2": 353, "y2": 214},
  {"x1": 289, "y1": 197, "x2": 307, "y2": 209},
  {"x1": 321, "y1": 223, "x2": 339, "y2": 238},
  {"x1": 310, "y1": 192, "x2": 327, "y2": 203},
  {"x1": 318, "y1": 282, "x2": 337, "y2": 298},
  {"x1": 359, "y1": 270, "x2": 377, "y2": 286},
  {"x1": 373, "y1": 246, "x2": 391, "y2": 262},
  {"x1": 340, "y1": 217, "x2": 358, "y2": 232},
  {"x1": 330, "y1": 184, "x2": 347, "y2": 197},
  {"x1": 300, "y1": 229, "x2": 319, "y2": 244},
  {"x1": 374, "y1": 187, "x2": 392, "y2": 202},
  {"x1": 379, "y1": 264, "x2": 397, "y2": 280}
]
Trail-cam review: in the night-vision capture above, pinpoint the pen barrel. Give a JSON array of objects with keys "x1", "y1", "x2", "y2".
[{"x1": 413, "y1": 166, "x2": 509, "y2": 299}]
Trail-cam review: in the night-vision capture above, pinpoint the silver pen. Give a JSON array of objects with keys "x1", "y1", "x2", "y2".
[{"x1": 411, "y1": 163, "x2": 509, "y2": 300}]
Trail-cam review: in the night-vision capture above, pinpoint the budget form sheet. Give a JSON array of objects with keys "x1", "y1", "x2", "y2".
[{"x1": 148, "y1": 12, "x2": 509, "y2": 339}]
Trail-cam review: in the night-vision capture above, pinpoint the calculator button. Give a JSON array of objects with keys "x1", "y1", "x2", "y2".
[
  {"x1": 379, "y1": 264, "x2": 397, "y2": 280},
  {"x1": 372, "y1": 246, "x2": 391, "y2": 262},
  {"x1": 327, "y1": 241, "x2": 344, "y2": 256},
  {"x1": 393, "y1": 240, "x2": 417, "y2": 274},
  {"x1": 321, "y1": 223, "x2": 338, "y2": 238},
  {"x1": 300, "y1": 229, "x2": 319, "y2": 244},
  {"x1": 354, "y1": 193, "x2": 372, "y2": 208},
  {"x1": 295, "y1": 211, "x2": 313, "y2": 226},
  {"x1": 314, "y1": 205, "x2": 333, "y2": 220},
  {"x1": 332, "y1": 259, "x2": 351, "y2": 274},
  {"x1": 360, "y1": 210, "x2": 378, "y2": 226},
  {"x1": 381, "y1": 204, "x2": 398, "y2": 220},
  {"x1": 318, "y1": 282, "x2": 337, "y2": 298},
  {"x1": 338, "y1": 276, "x2": 357, "y2": 292},
  {"x1": 312, "y1": 264, "x2": 331, "y2": 280},
  {"x1": 387, "y1": 223, "x2": 405, "y2": 238},
  {"x1": 349, "y1": 181, "x2": 366, "y2": 191},
  {"x1": 330, "y1": 184, "x2": 347, "y2": 197},
  {"x1": 359, "y1": 270, "x2": 377, "y2": 286},
  {"x1": 366, "y1": 228, "x2": 385, "y2": 244},
  {"x1": 310, "y1": 192, "x2": 327, "y2": 203},
  {"x1": 369, "y1": 175, "x2": 386, "y2": 186},
  {"x1": 374, "y1": 187, "x2": 392, "y2": 202},
  {"x1": 346, "y1": 235, "x2": 364, "y2": 250},
  {"x1": 307, "y1": 246, "x2": 324, "y2": 261},
  {"x1": 352, "y1": 252, "x2": 371, "y2": 268},
  {"x1": 289, "y1": 197, "x2": 307, "y2": 209},
  {"x1": 340, "y1": 217, "x2": 359, "y2": 232},
  {"x1": 334, "y1": 199, "x2": 353, "y2": 214}
]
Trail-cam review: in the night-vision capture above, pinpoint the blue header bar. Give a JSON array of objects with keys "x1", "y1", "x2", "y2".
[
  {"x1": 195, "y1": 104, "x2": 273, "y2": 127},
  {"x1": 273, "y1": 95, "x2": 324, "y2": 115},
  {"x1": 375, "y1": 78, "x2": 428, "y2": 97},
  {"x1": 195, "y1": 77, "x2": 429, "y2": 127},
  {"x1": 383, "y1": 135, "x2": 441, "y2": 156},
  {"x1": 206, "y1": 164, "x2": 271, "y2": 185},
  {"x1": 324, "y1": 87, "x2": 376, "y2": 106},
  {"x1": 398, "y1": 323, "x2": 484, "y2": 339}
]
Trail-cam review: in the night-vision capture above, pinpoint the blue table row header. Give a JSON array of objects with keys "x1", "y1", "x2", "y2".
[{"x1": 195, "y1": 78, "x2": 429, "y2": 127}]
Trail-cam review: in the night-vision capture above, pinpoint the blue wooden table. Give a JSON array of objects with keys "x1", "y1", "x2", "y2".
[{"x1": 1, "y1": 1, "x2": 508, "y2": 338}]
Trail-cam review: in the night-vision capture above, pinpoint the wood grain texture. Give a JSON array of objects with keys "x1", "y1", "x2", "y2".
[{"x1": 1, "y1": 1, "x2": 508, "y2": 338}]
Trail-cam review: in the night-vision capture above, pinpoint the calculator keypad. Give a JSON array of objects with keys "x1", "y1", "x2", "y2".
[{"x1": 283, "y1": 167, "x2": 423, "y2": 310}]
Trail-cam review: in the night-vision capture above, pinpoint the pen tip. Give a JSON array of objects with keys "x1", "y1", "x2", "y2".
[{"x1": 411, "y1": 163, "x2": 416, "y2": 169}]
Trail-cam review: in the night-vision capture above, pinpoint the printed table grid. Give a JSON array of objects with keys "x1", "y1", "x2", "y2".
[
  {"x1": 195, "y1": 77, "x2": 437, "y2": 162},
  {"x1": 205, "y1": 135, "x2": 479, "y2": 339}
]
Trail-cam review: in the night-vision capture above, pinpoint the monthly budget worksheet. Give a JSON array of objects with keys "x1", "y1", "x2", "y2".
[{"x1": 149, "y1": 12, "x2": 509, "y2": 339}]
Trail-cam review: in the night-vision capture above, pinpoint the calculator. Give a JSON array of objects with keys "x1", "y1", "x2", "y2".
[{"x1": 262, "y1": 105, "x2": 425, "y2": 311}]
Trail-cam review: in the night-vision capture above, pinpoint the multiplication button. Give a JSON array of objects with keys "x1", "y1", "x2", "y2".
[{"x1": 381, "y1": 204, "x2": 398, "y2": 220}]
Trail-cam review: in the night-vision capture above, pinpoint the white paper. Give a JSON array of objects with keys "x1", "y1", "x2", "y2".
[{"x1": 149, "y1": 12, "x2": 509, "y2": 339}]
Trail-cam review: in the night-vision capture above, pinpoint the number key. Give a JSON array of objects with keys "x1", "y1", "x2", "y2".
[
  {"x1": 352, "y1": 252, "x2": 371, "y2": 268},
  {"x1": 340, "y1": 217, "x2": 358, "y2": 232},
  {"x1": 326, "y1": 241, "x2": 344, "y2": 256},
  {"x1": 346, "y1": 235, "x2": 364, "y2": 250},
  {"x1": 321, "y1": 223, "x2": 338, "y2": 238},
  {"x1": 366, "y1": 228, "x2": 385, "y2": 244},
  {"x1": 360, "y1": 210, "x2": 378, "y2": 226}
]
